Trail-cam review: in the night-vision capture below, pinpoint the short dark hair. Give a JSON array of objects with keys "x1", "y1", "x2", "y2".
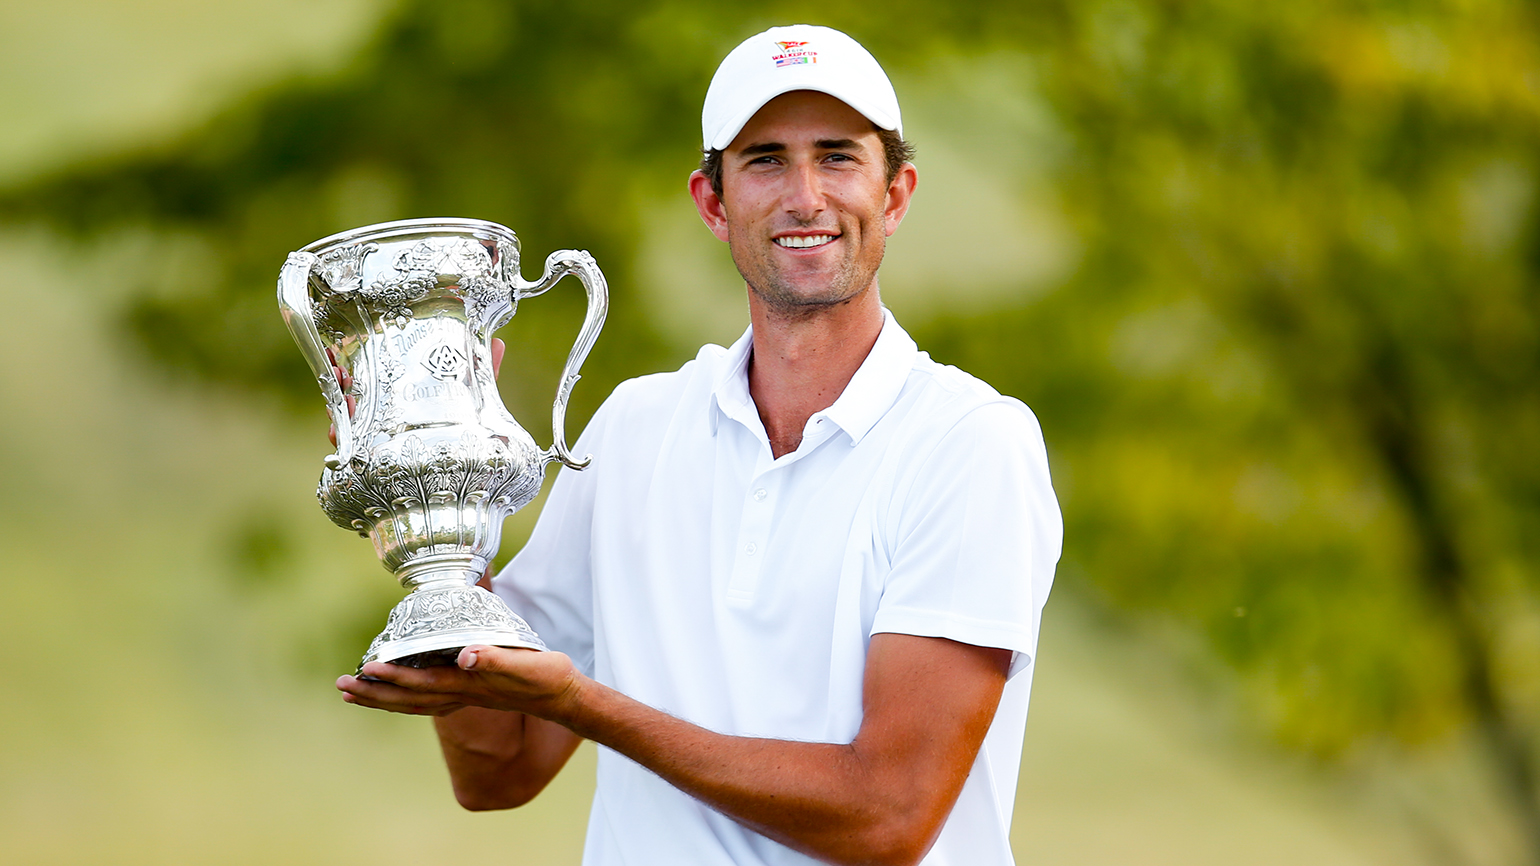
[{"x1": 699, "y1": 127, "x2": 915, "y2": 202}]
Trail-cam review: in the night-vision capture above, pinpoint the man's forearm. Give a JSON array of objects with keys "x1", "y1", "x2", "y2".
[
  {"x1": 545, "y1": 634, "x2": 1008, "y2": 866},
  {"x1": 434, "y1": 707, "x2": 581, "y2": 811},
  {"x1": 559, "y1": 680, "x2": 941, "y2": 866}
]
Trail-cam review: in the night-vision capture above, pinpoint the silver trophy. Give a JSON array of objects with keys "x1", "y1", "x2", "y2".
[{"x1": 278, "y1": 217, "x2": 606, "y2": 668}]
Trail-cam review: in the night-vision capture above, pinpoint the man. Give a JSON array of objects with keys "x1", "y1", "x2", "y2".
[{"x1": 338, "y1": 24, "x2": 1061, "y2": 866}]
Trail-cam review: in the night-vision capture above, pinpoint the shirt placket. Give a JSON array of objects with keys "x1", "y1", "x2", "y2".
[
  {"x1": 726, "y1": 455, "x2": 782, "y2": 601},
  {"x1": 723, "y1": 413, "x2": 841, "y2": 601}
]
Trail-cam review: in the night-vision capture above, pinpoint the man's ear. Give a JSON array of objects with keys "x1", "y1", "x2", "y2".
[
  {"x1": 883, "y1": 162, "x2": 919, "y2": 237},
  {"x1": 689, "y1": 170, "x2": 731, "y2": 243}
]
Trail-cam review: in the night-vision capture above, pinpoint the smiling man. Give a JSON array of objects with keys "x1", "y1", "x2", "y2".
[{"x1": 338, "y1": 24, "x2": 1061, "y2": 866}]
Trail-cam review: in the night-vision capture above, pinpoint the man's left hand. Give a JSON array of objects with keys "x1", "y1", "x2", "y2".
[{"x1": 336, "y1": 644, "x2": 584, "y2": 722}]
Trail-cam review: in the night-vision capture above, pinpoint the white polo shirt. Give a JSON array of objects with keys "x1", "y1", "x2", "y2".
[{"x1": 494, "y1": 310, "x2": 1061, "y2": 866}]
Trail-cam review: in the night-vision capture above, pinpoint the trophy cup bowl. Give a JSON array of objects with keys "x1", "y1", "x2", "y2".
[{"x1": 277, "y1": 217, "x2": 606, "y2": 669}]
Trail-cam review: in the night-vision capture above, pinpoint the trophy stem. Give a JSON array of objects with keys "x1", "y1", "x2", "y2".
[
  {"x1": 359, "y1": 554, "x2": 548, "y2": 671},
  {"x1": 396, "y1": 552, "x2": 487, "y2": 591}
]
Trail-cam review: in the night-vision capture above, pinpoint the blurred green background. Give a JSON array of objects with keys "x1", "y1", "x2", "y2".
[{"x1": 1, "y1": 0, "x2": 1536, "y2": 863}]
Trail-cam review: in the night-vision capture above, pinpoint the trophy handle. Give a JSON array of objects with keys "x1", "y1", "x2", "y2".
[
  {"x1": 513, "y1": 250, "x2": 608, "y2": 470},
  {"x1": 278, "y1": 251, "x2": 354, "y2": 470}
]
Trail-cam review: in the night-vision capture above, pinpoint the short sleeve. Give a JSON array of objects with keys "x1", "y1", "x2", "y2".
[
  {"x1": 490, "y1": 399, "x2": 611, "y2": 676},
  {"x1": 869, "y1": 400, "x2": 1061, "y2": 679}
]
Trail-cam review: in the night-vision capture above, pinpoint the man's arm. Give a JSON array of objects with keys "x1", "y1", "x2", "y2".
[
  {"x1": 339, "y1": 632, "x2": 1008, "y2": 866},
  {"x1": 432, "y1": 708, "x2": 583, "y2": 810}
]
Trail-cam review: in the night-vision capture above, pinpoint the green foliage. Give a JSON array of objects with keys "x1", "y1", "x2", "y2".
[{"x1": 904, "y1": 4, "x2": 1540, "y2": 843}]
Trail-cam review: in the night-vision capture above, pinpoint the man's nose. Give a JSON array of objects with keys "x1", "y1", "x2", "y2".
[{"x1": 782, "y1": 163, "x2": 826, "y2": 220}]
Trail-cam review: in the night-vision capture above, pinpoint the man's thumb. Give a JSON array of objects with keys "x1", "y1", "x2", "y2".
[
  {"x1": 458, "y1": 645, "x2": 494, "y2": 671},
  {"x1": 458, "y1": 643, "x2": 544, "y2": 674}
]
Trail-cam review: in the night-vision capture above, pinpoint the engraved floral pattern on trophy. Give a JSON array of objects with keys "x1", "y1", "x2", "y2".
[
  {"x1": 278, "y1": 218, "x2": 607, "y2": 669},
  {"x1": 317, "y1": 431, "x2": 543, "y2": 570}
]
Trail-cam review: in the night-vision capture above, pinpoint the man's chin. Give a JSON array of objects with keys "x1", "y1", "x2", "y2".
[{"x1": 748, "y1": 281, "x2": 873, "y2": 316}]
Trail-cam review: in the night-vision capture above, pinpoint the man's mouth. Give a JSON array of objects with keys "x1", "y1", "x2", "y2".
[{"x1": 774, "y1": 234, "x2": 837, "y2": 249}]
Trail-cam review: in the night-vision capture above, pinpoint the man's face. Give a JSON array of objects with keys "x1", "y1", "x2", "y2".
[{"x1": 692, "y1": 90, "x2": 916, "y2": 315}]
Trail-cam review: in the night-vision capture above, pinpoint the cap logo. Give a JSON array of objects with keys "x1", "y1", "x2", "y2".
[{"x1": 771, "y1": 40, "x2": 816, "y2": 68}]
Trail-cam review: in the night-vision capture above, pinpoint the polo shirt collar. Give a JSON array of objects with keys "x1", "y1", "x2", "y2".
[
  {"x1": 709, "y1": 309, "x2": 917, "y2": 448},
  {"x1": 708, "y1": 326, "x2": 757, "y2": 437},
  {"x1": 817, "y1": 309, "x2": 917, "y2": 445}
]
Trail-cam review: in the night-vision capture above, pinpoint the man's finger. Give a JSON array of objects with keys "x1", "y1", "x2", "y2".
[
  {"x1": 352, "y1": 662, "x2": 473, "y2": 692},
  {"x1": 491, "y1": 337, "x2": 505, "y2": 379},
  {"x1": 342, "y1": 691, "x2": 467, "y2": 716},
  {"x1": 326, "y1": 361, "x2": 355, "y2": 447},
  {"x1": 338, "y1": 672, "x2": 471, "y2": 710},
  {"x1": 456, "y1": 643, "x2": 544, "y2": 676}
]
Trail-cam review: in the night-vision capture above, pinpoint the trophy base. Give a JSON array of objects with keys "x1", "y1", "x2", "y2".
[{"x1": 359, "y1": 583, "x2": 547, "y2": 671}]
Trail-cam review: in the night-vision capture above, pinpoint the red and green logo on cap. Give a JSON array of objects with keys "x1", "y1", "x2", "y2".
[{"x1": 772, "y1": 40, "x2": 817, "y2": 67}]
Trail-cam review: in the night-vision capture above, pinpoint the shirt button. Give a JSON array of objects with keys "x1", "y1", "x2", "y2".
[
  {"x1": 753, "y1": 488, "x2": 767, "y2": 501},
  {"x1": 745, "y1": 542, "x2": 757, "y2": 555}
]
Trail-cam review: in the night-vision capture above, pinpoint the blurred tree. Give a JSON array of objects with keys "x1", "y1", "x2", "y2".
[
  {"x1": 3, "y1": 0, "x2": 1537, "y2": 861},
  {"x1": 914, "y1": 0, "x2": 1540, "y2": 857}
]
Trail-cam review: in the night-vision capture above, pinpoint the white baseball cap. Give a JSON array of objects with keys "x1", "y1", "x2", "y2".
[{"x1": 701, "y1": 24, "x2": 903, "y2": 152}]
